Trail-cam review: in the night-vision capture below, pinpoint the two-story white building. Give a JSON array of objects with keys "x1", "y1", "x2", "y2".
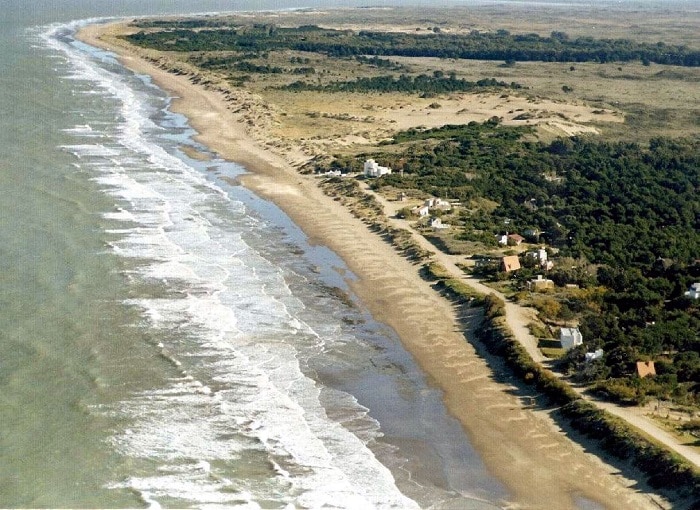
[
  {"x1": 364, "y1": 159, "x2": 392, "y2": 178},
  {"x1": 526, "y1": 247, "x2": 553, "y2": 270},
  {"x1": 560, "y1": 327, "x2": 583, "y2": 350}
]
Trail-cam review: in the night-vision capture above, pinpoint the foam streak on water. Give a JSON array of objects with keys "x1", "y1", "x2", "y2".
[{"x1": 43, "y1": 21, "x2": 419, "y2": 510}]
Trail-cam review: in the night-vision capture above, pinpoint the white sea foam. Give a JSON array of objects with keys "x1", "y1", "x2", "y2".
[
  {"x1": 62, "y1": 123, "x2": 103, "y2": 137},
  {"x1": 45, "y1": 21, "x2": 419, "y2": 510},
  {"x1": 61, "y1": 143, "x2": 120, "y2": 158}
]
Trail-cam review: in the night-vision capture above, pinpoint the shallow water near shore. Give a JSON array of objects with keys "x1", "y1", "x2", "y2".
[{"x1": 0, "y1": 8, "x2": 513, "y2": 508}]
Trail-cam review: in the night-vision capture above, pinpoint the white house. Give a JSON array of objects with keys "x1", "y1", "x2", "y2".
[
  {"x1": 364, "y1": 159, "x2": 392, "y2": 178},
  {"x1": 526, "y1": 247, "x2": 548, "y2": 262},
  {"x1": 528, "y1": 275, "x2": 554, "y2": 291},
  {"x1": 537, "y1": 247, "x2": 548, "y2": 262},
  {"x1": 526, "y1": 247, "x2": 553, "y2": 270},
  {"x1": 411, "y1": 205, "x2": 430, "y2": 216},
  {"x1": 585, "y1": 349, "x2": 604, "y2": 362},
  {"x1": 430, "y1": 217, "x2": 449, "y2": 230},
  {"x1": 560, "y1": 327, "x2": 583, "y2": 350},
  {"x1": 685, "y1": 283, "x2": 700, "y2": 299},
  {"x1": 424, "y1": 197, "x2": 452, "y2": 211}
]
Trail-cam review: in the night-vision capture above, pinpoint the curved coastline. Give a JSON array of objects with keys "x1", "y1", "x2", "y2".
[{"x1": 77, "y1": 19, "x2": 666, "y2": 510}]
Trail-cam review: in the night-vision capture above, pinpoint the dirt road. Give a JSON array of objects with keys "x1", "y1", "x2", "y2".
[{"x1": 364, "y1": 183, "x2": 699, "y2": 469}]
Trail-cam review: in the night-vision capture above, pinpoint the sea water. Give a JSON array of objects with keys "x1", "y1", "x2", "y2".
[{"x1": 0, "y1": 2, "x2": 510, "y2": 508}]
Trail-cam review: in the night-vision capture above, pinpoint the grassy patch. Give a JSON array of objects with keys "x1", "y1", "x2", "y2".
[{"x1": 541, "y1": 347, "x2": 566, "y2": 359}]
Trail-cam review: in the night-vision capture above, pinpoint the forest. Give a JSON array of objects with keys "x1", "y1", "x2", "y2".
[
  {"x1": 371, "y1": 123, "x2": 699, "y2": 268},
  {"x1": 126, "y1": 23, "x2": 700, "y2": 66},
  {"x1": 281, "y1": 74, "x2": 523, "y2": 94},
  {"x1": 317, "y1": 122, "x2": 699, "y2": 405}
]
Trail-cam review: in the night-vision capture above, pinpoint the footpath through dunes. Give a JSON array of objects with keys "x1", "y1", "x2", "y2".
[{"x1": 80, "y1": 22, "x2": 668, "y2": 510}]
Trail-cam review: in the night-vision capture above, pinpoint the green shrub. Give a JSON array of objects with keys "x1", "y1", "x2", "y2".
[
  {"x1": 483, "y1": 294, "x2": 506, "y2": 318},
  {"x1": 425, "y1": 261, "x2": 451, "y2": 280},
  {"x1": 560, "y1": 400, "x2": 700, "y2": 497}
]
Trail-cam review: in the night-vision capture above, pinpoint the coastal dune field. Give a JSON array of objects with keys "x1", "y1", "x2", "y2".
[{"x1": 99, "y1": 4, "x2": 699, "y2": 157}]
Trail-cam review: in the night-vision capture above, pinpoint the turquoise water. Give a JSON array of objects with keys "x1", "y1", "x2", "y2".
[{"x1": 0, "y1": 2, "x2": 510, "y2": 508}]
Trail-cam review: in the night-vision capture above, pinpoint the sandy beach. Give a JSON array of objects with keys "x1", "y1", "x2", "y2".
[{"x1": 78, "y1": 20, "x2": 666, "y2": 509}]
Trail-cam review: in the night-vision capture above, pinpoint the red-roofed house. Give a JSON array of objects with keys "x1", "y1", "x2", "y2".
[
  {"x1": 508, "y1": 233, "x2": 525, "y2": 246},
  {"x1": 501, "y1": 255, "x2": 521, "y2": 273}
]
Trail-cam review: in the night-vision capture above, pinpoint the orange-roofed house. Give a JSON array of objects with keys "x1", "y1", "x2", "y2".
[
  {"x1": 637, "y1": 361, "x2": 656, "y2": 378},
  {"x1": 501, "y1": 255, "x2": 521, "y2": 273},
  {"x1": 508, "y1": 233, "x2": 525, "y2": 246}
]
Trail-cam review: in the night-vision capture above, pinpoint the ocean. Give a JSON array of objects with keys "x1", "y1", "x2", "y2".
[{"x1": 0, "y1": 1, "x2": 509, "y2": 508}]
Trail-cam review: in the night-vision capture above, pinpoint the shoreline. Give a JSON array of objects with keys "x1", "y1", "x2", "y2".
[{"x1": 77, "y1": 20, "x2": 666, "y2": 509}]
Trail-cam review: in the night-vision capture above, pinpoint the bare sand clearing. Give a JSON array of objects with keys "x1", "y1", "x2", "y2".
[
  {"x1": 79, "y1": 22, "x2": 664, "y2": 509},
  {"x1": 256, "y1": 88, "x2": 619, "y2": 160}
]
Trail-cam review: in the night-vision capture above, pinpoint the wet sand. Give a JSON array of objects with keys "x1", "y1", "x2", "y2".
[{"x1": 78, "y1": 20, "x2": 665, "y2": 510}]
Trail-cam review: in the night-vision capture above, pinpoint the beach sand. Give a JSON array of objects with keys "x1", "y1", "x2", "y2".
[{"x1": 78, "y1": 21, "x2": 664, "y2": 510}]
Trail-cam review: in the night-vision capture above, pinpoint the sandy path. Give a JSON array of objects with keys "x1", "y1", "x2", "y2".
[
  {"x1": 366, "y1": 186, "x2": 700, "y2": 469},
  {"x1": 77, "y1": 21, "x2": 669, "y2": 510},
  {"x1": 365, "y1": 185, "x2": 545, "y2": 363},
  {"x1": 594, "y1": 403, "x2": 700, "y2": 466}
]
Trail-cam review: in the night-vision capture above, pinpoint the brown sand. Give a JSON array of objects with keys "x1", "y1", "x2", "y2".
[{"x1": 78, "y1": 21, "x2": 666, "y2": 510}]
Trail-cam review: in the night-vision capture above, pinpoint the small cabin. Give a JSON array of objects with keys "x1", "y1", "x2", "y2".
[{"x1": 560, "y1": 327, "x2": 583, "y2": 350}]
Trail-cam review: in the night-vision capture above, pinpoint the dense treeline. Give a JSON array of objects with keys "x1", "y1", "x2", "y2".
[
  {"x1": 126, "y1": 24, "x2": 700, "y2": 66},
  {"x1": 193, "y1": 55, "x2": 315, "y2": 76},
  {"x1": 133, "y1": 18, "x2": 229, "y2": 29},
  {"x1": 353, "y1": 55, "x2": 408, "y2": 72},
  {"x1": 373, "y1": 123, "x2": 699, "y2": 268},
  {"x1": 192, "y1": 51, "x2": 521, "y2": 93},
  {"x1": 282, "y1": 74, "x2": 522, "y2": 93},
  {"x1": 318, "y1": 122, "x2": 699, "y2": 400}
]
